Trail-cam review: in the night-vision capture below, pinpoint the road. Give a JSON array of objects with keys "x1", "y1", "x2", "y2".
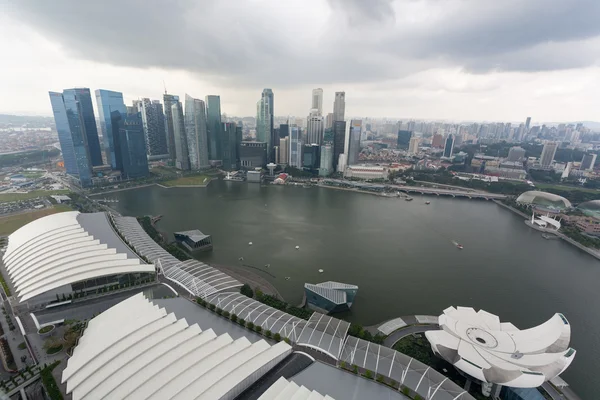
[{"x1": 383, "y1": 325, "x2": 440, "y2": 348}]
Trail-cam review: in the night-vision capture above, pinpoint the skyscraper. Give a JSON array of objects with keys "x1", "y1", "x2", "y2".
[
  {"x1": 205, "y1": 95, "x2": 222, "y2": 160},
  {"x1": 540, "y1": 142, "x2": 558, "y2": 168},
  {"x1": 163, "y1": 93, "x2": 179, "y2": 163},
  {"x1": 333, "y1": 120, "x2": 346, "y2": 171},
  {"x1": 184, "y1": 94, "x2": 209, "y2": 170},
  {"x1": 525, "y1": 117, "x2": 531, "y2": 131},
  {"x1": 63, "y1": 88, "x2": 102, "y2": 167},
  {"x1": 289, "y1": 125, "x2": 303, "y2": 168},
  {"x1": 170, "y1": 100, "x2": 190, "y2": 170},
  {"x1": 112, "y1": 110, "x2": 149, "y2": 178},
  {"x1": 432, "y1": 133, "x2": 444, "y2": 148},
  {"x1": 140, "y1": 98, "x2": 169, "y2": 160},
  {"x1": 279, "y1": 137, "x2": 289, "y2": 165},
  {"x1": 346, "y1": 120, "x2": 362, "y2": 166},
  {"x1": 443, "y1": 134, "x2": 455, "y2": 158},
  {"x1": 279, "y1": 123, "x2": 289, "y2": 139},
  {"x1": 95, "y1": 89, "x2": 127, "y2": 169},
  {"x1": 333, "y1": 92, "x2": 345, "y2": 122},
  {"x1": 256, "y1": 89, "x2": 274, "y2": 162},
  {"x1": 306, "y1": 112, "x2": 324, "y2": 145},
  {"x1": 319, "y1": 144, "x2": 333, "y2": 176},
  {"x1": 408, "y1": 136, "x2": 420, "y2": 155},
  {"x1": 581, "y1": 153, "x2": 597, "y2": 171},
  {"x1": 221, "y1": 122, "x2": 239, "y2": 170},
  {"x1": 49, "y1": 91, "x2": 93, "y2": 187},
  {"x1": 325, "y1": 113, "x2": 334, "y2": 129},
  {"x1": 397, "y1": 130, "x2": 412, "y2": 149},
  {"x1": 312, "y1": 88, "x2": 323, "y2": 115}
]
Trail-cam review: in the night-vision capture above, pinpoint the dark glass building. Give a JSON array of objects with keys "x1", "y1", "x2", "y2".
[
  {"x1": 444, "y1": 134, "x2": 455, "y2": 158},
  {"x1": 333, "y1": 120, "x2": 346, "y2": 171},
  {"x1": 141, "y1": 98, "x2": 169, "y2": 160},
  {"x1": 239, "y1": 141, "x2": 267, "y2": 168},
  {"x1": 397, "y1": 130, "x2": 412, "y2": 149},
  {"x1": 221, "y1": 122, "x2": 239, "y2": 171},
  {"x1": 95, "y1": 89, "x2": 127, "y2": 169},
  {"x1": 112, "y1": 111, "x2": 149, "y2": 179},
  {"x1": 163, "y1": 93, "x2": 179, "y2": 163},
  {"x1": 205, "y1": 95, "x2": 222, "y2": 160},
  {"x1": 303, "y1": 144, "x2": 320, "y2": 169},
  {"x1": 64, "y1": 88, "x2": 102, "y2": 167}
]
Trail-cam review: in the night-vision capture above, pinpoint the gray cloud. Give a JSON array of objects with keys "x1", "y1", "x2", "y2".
[{"x1": 6, "y1": 0, "x2": 600, "y2": 88}]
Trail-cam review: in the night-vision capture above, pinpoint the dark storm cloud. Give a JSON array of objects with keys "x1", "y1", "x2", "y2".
[{"x1": 6, "y1": 0, "x2": 600, "y2": 86}]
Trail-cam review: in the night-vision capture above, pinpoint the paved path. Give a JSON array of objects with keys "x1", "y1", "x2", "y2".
[{"x1": 383, "y1": 325, "x2": 440, "y2": 348}]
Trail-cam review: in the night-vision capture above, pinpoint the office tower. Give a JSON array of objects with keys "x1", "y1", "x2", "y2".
[
  {"x1": 397, "y1": 130, "x2": 412, "y2": 149},
  {"x1": 325, "y1": 113, "x2": 334, "y2": 129},
  {"x1": 205, "y1": 95, "x2": 222, "y2": 160},
  {"x1": 319, "y1": 144, "x2": 333, "y2": 176},
  {"x1": 289, "y1": 125, "x2": 303, "y2": 168},
  {"x1": 507, "y1": 146, "x2": 526, "y2": 162},
  {"x1": 236, "y1": 123, "x2": 243, "y2": 167},
  {"x1": 49, "y1": 91, "x2": 93, "y2": 187},
  {"x1": 62, "y1": 88, "x2": 102, "y2": 167},
  {"x1": 112, "y1": 110, "x2": 149, "y2": 178},
  {"x1": 540, "y1": 142, "x2": 558, "y2": 168},
  {"x1": 432, "y1": 133, "x2": 444, "y2": 148},
  {"x1": 525, "y1": 117, "x2": 531, "y2": 131},
  {"x1": 170, "y1": 101, "x2": 190, "y2": 170},
  {"x1": 95, "y1": 89, "x2": 127, "y2": 169},
  {"x1": 221, "y1": 122, "x2": 238, "y2": 170},
  {"x1": 140, "y1": 99, "x2": 169, "y2": 160},
  {"x1": 294, "y1": 118, "x2": 304, "y2": 128},
  {"x1": 306, "y1": 112, "x2": 324, "y2": 145},
  {"x1": 163, "y1": 93, "x2": 180, "y2": 163},
  {"x1": 303, "y1": 144, "x2": 320, "y2": 169},
  {"x1": 256, "y1": 89, "x2": 274, "y2": 162},
  {"x1": 239, "y1": 142, "x2": 267, "y2": 168},
  {"x1": 184, "y1": 94, "x2": 209, "y2": 170},
  {"x1": 333, "y1": 121, "x2": 346, "y2": 171},
  {"x1": 333, "y1": 92, "x2": 345, "y2": 122},
  {"x1": 279, "y1": 137, "x2": 289, "y2": 165},
  {"x1": 408, "y1": 136, "x2": 420, "y2": 155},
  {"x1": 443, "y1": 134, "x2": 455, "y2": 158},
  {"x1": 279, "y1": 123, "x2": 289, "y2": 139},
  {"x1": 581, "y1": 153, "x2": 597, "y2": 171},
  {"x1": 346, "y1": 120, "x2": 362, "y2": 166},
  {"x1": 129, "y1": 100, "x2": 142, "y2": 114},
  {"x1": 312, "y1": 88, "x2": 323, "y2": 115},
  {"x1": 323, "y1": 128, "x2": 334, "y2": 143}
]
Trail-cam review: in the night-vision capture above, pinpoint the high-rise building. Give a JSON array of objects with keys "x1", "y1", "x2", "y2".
[
  {"x1": 256, "y1": 89, "x2": 274, "y2": 162},
  {"x1": 303, "y1": 144, "x2": 320, "y2": 169},
  {"x1": 289, "y1": 125, "x2": 303, "y2": 168},
  {"x1": 525, "y1": 117, "x2": 531, "y2": 131},
  {"x1": 49, "y1": 90, "x2": 93, "y2": 187},
  {"x1": 205, "y1": 95, "x2": 222, "y2": 160},
  {"x1": 112, "y1": 110, "x2": 149, "y2": 178},
  {"x1": 325, "y1": 113, "x2": 334, "y2": 129},
  {"x1": 279, "y1": 123, "x2": 289, "y2": 139},
  {"x1": 397, "y1": 130, "x2": 412, "y2": 149},
  {"x1": 95, "y1": 89, "x2": 127, "y2": 169},
  {"x1": 443, "y1": 134, "x2": 455, "y2": 158},
  {"x1": 279, "y1": 137, "x2": 289, "y2": 165},
  {"x1": 129, "y1": 100, "x2": 142, "y2": 114},
  {"x1": 170, "y1": 100, "x2": 190, "y2": 170},
  {"x1": 333, "y1": 92, "x2": 345, "y2": 122},
  {"x1": 540, "y1": 142, "x2": 558, "y2": 168},
  {"x1": 306, "y1": 112, "x2": 324, "y2": 145},
  {"x1": 408, "y1": 136, "x2": 420, "y2": 155},
  {"x1": 507, "y1": 146, "x2": 526, "y2": 162},
  {"x1": 63, "y1": 88, "x2": 102, "y2": 167},
  {"x1": 432, "y1": 133, "x2": 444, "y2": 148},
  {"x1": 333, "y1": 121, "x2": 346, "y2": 171},
  {"x1": 581, "y1": 153, "x2": 597, "y2": 171},
  {"x1": 346, "y1": 120, "x2": 362, "y2": 166},
  {"x1": 221, "y1": 122, "x2": 239, "y2": 171},
  {"x1": 140, "y1": 99, "x2": 169, "y2": 160},
  {"x1": 184, "y1": 94, "x2": 209, "y2": 170},
  {"x1": 311, "y1": 88, "x2": 323, "y2": 115},
  {"x1": 163, "y1": 93, "x2": 180, "y2": 163},
  {"x1": 319, "y1": 144, "x2": 333, "y2": 176},
  {"x1": 239, "y1": 142, "x2": 267, "y2": 168},
  {"x1": 236, "y1": 123, "x2": 243, "y2": 166}
]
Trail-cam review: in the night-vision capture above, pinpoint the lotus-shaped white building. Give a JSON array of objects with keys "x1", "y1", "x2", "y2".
[{"x1": 425, "y1": 307, "x2": 576, "y2": 388}]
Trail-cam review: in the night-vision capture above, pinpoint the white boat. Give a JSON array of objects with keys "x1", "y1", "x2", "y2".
[
  {"x1": 318, "y1": 269, "x2": 324, "y2": 273},
  {"x1": 295, "y1": 245, "x2": 300, "y2": 250},
  {"x1": 248, "y1": 242, "x2": 253, "y2": 246}
]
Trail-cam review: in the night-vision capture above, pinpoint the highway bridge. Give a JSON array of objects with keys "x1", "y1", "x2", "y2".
[{"x1": 392, "y1": 185, "x2": 507, "y2": 200}]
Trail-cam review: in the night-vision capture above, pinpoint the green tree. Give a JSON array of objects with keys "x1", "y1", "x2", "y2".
[
  {"x1": 240, "y1": 284, "x2": 254, "y2": 298},
  {"x1": 230, "y1": 314, "x2": 238, "y2": 322},
  {"x1": 265, "y1": 330, "x2": 272, "y2": 338},
  {"x1": 246, "y1": 321, "x2": 254, "y2": 330},
  {"x1": 273, "y1": 333, "x2": 281, "y2": 342},
  {"x1": 364, "y1": 370, "x2": 373, "y2": 379}
]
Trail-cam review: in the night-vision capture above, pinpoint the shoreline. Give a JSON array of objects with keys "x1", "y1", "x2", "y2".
[{"x1": 89, "y1": 179, "x2": 213, "y2": 196}]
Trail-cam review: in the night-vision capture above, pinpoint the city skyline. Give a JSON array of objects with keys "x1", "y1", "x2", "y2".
[{"x1": 2, "y1": 1, "x2": 600, "y2": 121}]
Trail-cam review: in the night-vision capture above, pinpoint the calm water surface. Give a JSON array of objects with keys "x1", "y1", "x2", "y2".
[{"x1": 111, "y1": 181, "x2": 599, "y2": 397}]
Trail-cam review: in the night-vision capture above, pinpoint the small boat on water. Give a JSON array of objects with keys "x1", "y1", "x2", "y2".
[
  {"x1": 285, "y1": 276, "x2": 291, "y2": 280},
  {"x1": 425, "y1": 201, "x2": 431, "y2": 205},
  {"x1": 238, "y1": 257, "x2": 244, "y2": 261},
  {"x1": 265, "y1": 264, "x2": 270, "y2": 268},
  {"x1": 295, "y1": 245, "x2": 300, "y2": 250},
  {"x1": 318, "y1": 269, "x2": 324, "y2": 273},
  {"x1": 405, "y1": 197, "x2": 413, "y2": 201},
  {"x1": 452, "y1": 240, "x2": 463, "y2": 249},
  {"x1": 248, "y1": 242, "x2": 253, "y2": 246}
]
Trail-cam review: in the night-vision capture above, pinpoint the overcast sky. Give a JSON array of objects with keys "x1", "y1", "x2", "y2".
[{"x1": 2, "y1": 0, "x2": 600, "y2": 123}]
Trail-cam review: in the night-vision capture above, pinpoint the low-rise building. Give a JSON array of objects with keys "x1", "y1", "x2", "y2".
[
  {"x1": 344, "y1": 165, "x2": 388, "y2": 180},
  {"x1": 575, "y1": 216, "x2": 600, "y2": 236}
]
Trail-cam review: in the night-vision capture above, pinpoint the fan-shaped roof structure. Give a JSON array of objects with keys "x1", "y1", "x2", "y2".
[
  {"x1": 577, "y1": 200, "x2": 600, "y2": 218},
  {"x1": 62, "y1": 293, "x2": 292, "y2": 400},
  {"x1": 516, "y1": 191, "x2": 572, "y2": 211},
  {"x1": 3, "y1": 211, "x2": 154, "y2": 302},
  {"x1": 425, "y1": 306, "x2": 576, "y2": 388},
  {"x1": 258, "y1": 376, "x2": 335, "y2": 400}
]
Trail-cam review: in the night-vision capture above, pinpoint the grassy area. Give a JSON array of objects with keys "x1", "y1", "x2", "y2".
[
  {"x1": 162, "y1": 174, "x2": 211, "y2": 187},
  {"x1": 40, "y1": 361, "x2": 63, "y2": 400},
  {"x1": 534, "y1": 182, "x2": 599, "y2": 194},
  {"x1": 0, "y1": 205, "x2": 72, "y2": 236},
  {"x1": 0, "y1": 189, "x2": 70, "y2": 203}
]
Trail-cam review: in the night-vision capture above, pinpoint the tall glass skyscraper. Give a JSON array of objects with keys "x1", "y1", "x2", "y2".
[
  {"x1": 256, "y1": 89, "x2": 274, "y2": 162},
  {"x1": 184, "y1": 94, "x2": 209, "y2": 169},
  {"x1": 140, "y1": 98, "x2": 169, "y2": 160},
  {"x1": 163, "y1": 93, "x2": 180, "y2": 163},
  {"x1": 63, "y1": 88, "x2": 103, "y2": 167},
  {"x1": 221, "y1": 122, "x2": 239, "y2": 171},
  {"x1": 171, "y1": 101, "x2": 190, "y2": 170},
  {"x1": 346, "y1": 120, "x2": 362, "y2": 166},
  {"x1": 95, "y1": 89, "x2": 127, "y2": 169},
  {"x1": 205, "y1": 95, "x2": 222, "y2": 160},
  {"x1": 112, "y1": 111, "x2": 149, "y2": 178},
  {"x1": 49, "y1": 90, "x2": 95, "y2": 187},
  {"x1": 289, "y1": 125, "x2": 303, "y2": 168},
  {"x1": 333, "y1": 120, "x2": 346, "y2": 171}
]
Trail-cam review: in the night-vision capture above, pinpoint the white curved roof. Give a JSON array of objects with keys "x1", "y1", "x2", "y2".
[
  {"x1": 516, "y1": 190, "x2": 572, "y2": 210},
  {"x1": 259, "y1": 376, "x2": 335, "y2": 400},
  {"x1": 425, "y1": 306, "x2": 576, "y2": 388},
  {"x1": 62, "y1": 293, "x2": 292, "y2": 400},
  {"x1": 3, "y1": 211, "x2": 154, "y2": 302}
]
